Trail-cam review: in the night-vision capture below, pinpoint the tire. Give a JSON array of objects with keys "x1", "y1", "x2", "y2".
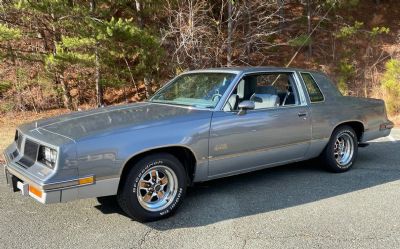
[
  {"x1": 321, "y1": 125, "x2": 358, "y2": 173},
  {"x1": 117, "y1": 153, "x2": 187, "y2": 222}
]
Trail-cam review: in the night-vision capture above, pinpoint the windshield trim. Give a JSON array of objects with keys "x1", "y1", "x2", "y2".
[
  {"x1": 146, "y1": 101, "x2": 214, "y2": 111},
  {"x1": 149, "y1": 72, "x2": 238, "y2": 110}
]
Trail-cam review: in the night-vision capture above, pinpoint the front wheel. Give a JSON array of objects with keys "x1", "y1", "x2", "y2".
[
  {"x1": 321, "y1": 125, "x2": 358, "y2": 173},
  {"x1": 117, "y1": 153, "x2": 187, "y2": 222}
]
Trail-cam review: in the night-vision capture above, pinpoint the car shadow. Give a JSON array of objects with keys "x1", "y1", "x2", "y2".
[{"x1": 94, "y1": 139, "x2": 400, "y2": 229}]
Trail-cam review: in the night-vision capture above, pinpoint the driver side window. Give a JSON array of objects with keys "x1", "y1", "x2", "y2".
[{"x1": 223, "y1": 73, "x2": 300, "y2": 111}]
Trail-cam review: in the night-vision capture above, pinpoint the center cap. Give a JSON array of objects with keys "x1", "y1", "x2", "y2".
[{"x1": 155, "y1": 185, "x2": 161, "y2": 191}]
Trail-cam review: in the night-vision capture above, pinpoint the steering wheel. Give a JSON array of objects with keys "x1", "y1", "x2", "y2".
[{"x1": 211, "y1": 93, "x2": 222, "y2": 102}]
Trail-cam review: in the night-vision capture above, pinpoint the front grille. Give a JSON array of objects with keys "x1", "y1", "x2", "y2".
[{"x1": 18, "y1": 139, "x2": 39, "y2": 168}]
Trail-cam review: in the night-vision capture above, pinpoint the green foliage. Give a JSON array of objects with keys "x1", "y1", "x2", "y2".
[
  {"x1": 61, "y1": 36, "x2": 96, "y2": 49},
  {"x1": 342, "y1": 0, "x2": 360, "y2": 7},
  {"x1": 381, "y1": 59, "x2": 400, "y2": 115},
  {"x1": 337, "y1": 60, "x2": 356, "y2": 95},
  {"x1": 0, "y1": 101, "x2": 15, "y2": 113},
  {"x1": 288, "y1": 34, "x2": 311, "y2": 47},
  {"x1": 0, "y1": 24, "x2": 21, "y2": 41},
  {"x1": 97, "y1": 17, "x2": 163, "y2": 79},
  {"x1": 0, "y1": 81, "x2": 12, "y2": 93},
  {"x1": 370, "y1": 26, "x2": 390, "y2": 38},
  {"x1": 336, "y1": 21, "x2": 363, "y2": 38}
]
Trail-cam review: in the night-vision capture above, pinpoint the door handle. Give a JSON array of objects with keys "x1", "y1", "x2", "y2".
[{"x1": 298, "y1": 112, "x2": 307, "y2": 117}]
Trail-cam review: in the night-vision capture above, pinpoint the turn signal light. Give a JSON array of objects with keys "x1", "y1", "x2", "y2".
[
  {"x1": 29, "y1": 185, "x2": 42, "y2": 198},
  {"x1": 78, "y1": 176, "x2": 94, "y2": 185}
]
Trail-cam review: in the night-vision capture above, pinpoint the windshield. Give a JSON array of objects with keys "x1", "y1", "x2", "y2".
[{"x1": 150, "y1": 72, "x2": 236, "y2": 108}]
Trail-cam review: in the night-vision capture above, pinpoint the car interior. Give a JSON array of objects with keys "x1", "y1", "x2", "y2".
[{"x1": 223, "y1": 73, "x2": 299, "y2": 111}]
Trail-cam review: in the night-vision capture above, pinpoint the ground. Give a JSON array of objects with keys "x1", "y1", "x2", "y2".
[{"x1": 0, "y1": 126, "x2": 399, "y2": 249}]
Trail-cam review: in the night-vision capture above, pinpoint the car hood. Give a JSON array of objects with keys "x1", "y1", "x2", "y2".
[{"x1": 19, "y1": 102, "x2": 211, "y2": 142}]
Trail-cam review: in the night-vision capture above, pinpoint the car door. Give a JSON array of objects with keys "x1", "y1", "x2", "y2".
[{"x1": 208, "y1": 72, "x2": 311, "y2": 178}]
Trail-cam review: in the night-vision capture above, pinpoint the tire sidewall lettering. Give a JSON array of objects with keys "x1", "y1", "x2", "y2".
[{"x1": 159, "y1": 187, "x2": 183, "y2": 216}]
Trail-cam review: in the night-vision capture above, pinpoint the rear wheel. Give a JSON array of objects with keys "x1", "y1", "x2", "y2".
[
  {"x1": 117, "y1": 153, "x2": 187, "y2": 222},
  {"x1": 321, "y1": 125, "x2": 358, "y2": 173}
]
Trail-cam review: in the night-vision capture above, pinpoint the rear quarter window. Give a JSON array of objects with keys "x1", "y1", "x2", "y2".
[{"x1": 301, "y1": 73, "x2": 324, "y2": 102}]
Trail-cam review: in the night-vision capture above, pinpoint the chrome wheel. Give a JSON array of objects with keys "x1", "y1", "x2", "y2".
[
  {"x1": 136, "y1": 166, "x2": 178, "y2": 212},
  {"x1": 333, "y1": 132, "x2": 354, "y2": 167}
]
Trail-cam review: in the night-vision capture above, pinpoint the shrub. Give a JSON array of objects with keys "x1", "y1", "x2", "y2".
[
  {"x1": 381, "y1": 59, "x2": 400, "y2": 115},
  {"x1": 337, "y1": 59, "x2": 355, "y2": 95}
]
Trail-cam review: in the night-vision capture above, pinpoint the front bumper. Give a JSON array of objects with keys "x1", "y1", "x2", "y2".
[
  {"x1": 3, "y1": 162, "x2": 62, "y2": 204},
  {"x1": 3, "y1": 155, "x2": 119, "y2": 204},
  {"x1": 3, "y1": 146, "x2": 98, "y2": 204}
]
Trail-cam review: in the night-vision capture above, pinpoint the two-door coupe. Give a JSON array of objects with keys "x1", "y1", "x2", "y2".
[{"x1": 3, "y1": 67, "x2": 393, "y2": 221}]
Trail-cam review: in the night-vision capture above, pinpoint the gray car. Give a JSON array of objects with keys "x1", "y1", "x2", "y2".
[{"x1": 3, "y1": 67, "x2": 394, "y2": 221}]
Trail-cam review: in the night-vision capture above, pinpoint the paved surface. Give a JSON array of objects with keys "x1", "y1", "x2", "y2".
[{"x1": 1, "y1": 129, "x2": 400, "y2": 249}]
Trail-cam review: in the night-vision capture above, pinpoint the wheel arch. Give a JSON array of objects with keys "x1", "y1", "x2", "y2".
[
  {"x1": 332, "y1": 120, "x2": 365, "y2": 142},
  {"x1": 117, "y1": 145, "x2": 197, "y2": 193}
]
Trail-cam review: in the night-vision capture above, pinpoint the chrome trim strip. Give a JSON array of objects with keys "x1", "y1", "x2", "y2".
[
  {"x1": 4, "y1": 161, "x2": 95, "y2": 191},
  {"x1": 218, "y1": 70, "x2": 309, "y2": 112},
  {"x1": 42, "y1": 175, "x2": 96, "y2": 191}
]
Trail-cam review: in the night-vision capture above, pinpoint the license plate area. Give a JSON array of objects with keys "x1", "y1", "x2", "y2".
[{"x1": 5, "y1": 169, "x2": 20, "y2": 192}]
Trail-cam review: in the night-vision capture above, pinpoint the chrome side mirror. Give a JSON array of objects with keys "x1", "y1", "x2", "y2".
[{"x1": 237, "y1": 100, "x2": 255, "y2": 115}]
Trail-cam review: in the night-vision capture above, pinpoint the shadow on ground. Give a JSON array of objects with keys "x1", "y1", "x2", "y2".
[{"x1": 94, "y1": 139, "x2": 400, "y2": 230}]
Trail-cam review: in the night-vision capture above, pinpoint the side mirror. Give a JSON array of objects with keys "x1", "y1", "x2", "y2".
[{"x1": 237, "y1": 100, "x2": 255, "y2": 115}]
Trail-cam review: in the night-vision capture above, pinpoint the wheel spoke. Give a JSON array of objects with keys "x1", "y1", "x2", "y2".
[
  {"x1": 157, "y1": 191, "x2": 164, "y2": 199},
  {"x1": 139, "y1": 181, "x2": 151, "y2": 189},
  {"x1": 159, "y1": 176, "x2": 169, "y2": 185},
  {"x1": 151, "y1": 170, "x2": 157, "y2": 181},
  {"x1": 142, "y1": 192, "x2": 153, "y2": 202}
]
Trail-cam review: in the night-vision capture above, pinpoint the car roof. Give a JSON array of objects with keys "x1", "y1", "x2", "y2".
[{"x1": 185, "y1": 66, "x2": 321, "y2": 74}]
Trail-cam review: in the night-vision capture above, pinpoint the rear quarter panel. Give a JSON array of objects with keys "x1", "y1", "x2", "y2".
[{"x1": 304, "y1": 72, "x2": 389, "y2": 158}]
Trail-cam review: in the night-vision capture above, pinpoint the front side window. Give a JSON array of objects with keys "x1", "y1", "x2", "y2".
[
  {"x1": 301, "y1": 73, "x2": 324, "y2": 102},
  {"x1": 150, "y1": 73, "x2": 236, "y2": 108},
  {"x1": 223, "y1": 73, "x2": 300, "y2": 111}
]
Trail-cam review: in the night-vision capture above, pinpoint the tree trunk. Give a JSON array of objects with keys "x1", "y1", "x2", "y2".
[
  {"x1": 91, "y1": 0, "x2": 103, "y2": 107},
  {"x1": 59, "y1": 73, "x2": 73, "y2": 110},
  {"x1": 95, "y1": 45, "x2": 103, "y2": 107},
  {"x1": 278, "y1": 0, "x2": 285, "y2": 32},
  {"x1": 135, "y1": 0, "x2": 144, "y2": 28},
  {"x1": 144, "y1": 77, "x2": 152, "y2": 99},
  {"x1": 307, "y1": 0, "x2": 312, "y2": 57},
  {"x1": 51, "y1": 12, "x2": 73, "y2": 110},
  {"x1": 245, "y1": 2, "x2": 251, "y2": 57},
  {"x1": 227, "y1": 0, "x2": 233, "y2": 66}
]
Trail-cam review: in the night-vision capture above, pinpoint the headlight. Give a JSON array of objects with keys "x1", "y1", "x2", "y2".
[{"x1": 38, "y1": 146, "x2": 57, "y2": 169}]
